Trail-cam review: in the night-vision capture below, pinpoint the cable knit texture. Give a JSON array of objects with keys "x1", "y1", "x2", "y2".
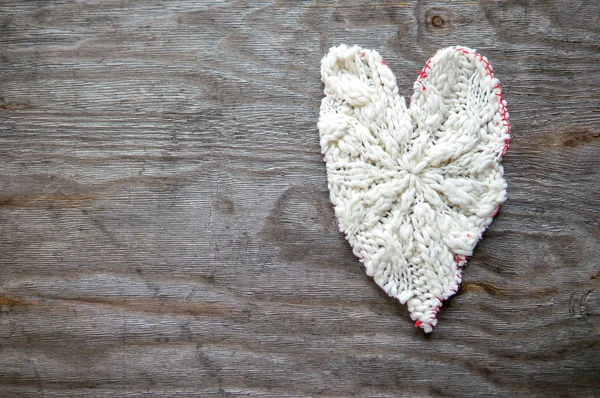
[{"x1": 318, "y1": 45, "x2": 510, "y2": 333}]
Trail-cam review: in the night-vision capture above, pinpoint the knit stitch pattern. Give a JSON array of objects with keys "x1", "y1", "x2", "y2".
[{"x1": 318, "y1": 45, "x2": 510, "y2": 333}]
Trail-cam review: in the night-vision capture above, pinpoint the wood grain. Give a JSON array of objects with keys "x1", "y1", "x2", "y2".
[{"x1": 1, "y1": 0, "x2": 599, "y2": 396}]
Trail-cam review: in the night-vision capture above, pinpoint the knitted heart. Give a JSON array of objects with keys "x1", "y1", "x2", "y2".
[{"x1": 318, "y1": 45, "x2": 510, "y2": 333}]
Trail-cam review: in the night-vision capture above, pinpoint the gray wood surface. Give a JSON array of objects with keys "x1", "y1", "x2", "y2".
[{"x1": 1, "y1": 0, "x2": 599, "y2": 396}]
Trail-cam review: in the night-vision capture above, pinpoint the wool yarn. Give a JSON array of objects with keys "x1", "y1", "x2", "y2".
[{"x1": 318, "y1": 45, "x2": 510, "y2": 333}]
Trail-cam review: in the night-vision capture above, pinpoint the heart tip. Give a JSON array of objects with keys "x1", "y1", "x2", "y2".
[{"x1": 415, "y1": 320, "x2": 434, "y2": 333}]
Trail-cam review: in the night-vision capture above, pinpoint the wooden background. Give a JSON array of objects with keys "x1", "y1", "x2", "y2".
[{"x1": 1, "y1": 0, "x2": 599, "y2": 396}]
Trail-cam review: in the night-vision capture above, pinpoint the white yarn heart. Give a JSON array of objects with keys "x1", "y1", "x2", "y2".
[{"x1": 318, "y1": 45, "x2": 510, "y2": 333}]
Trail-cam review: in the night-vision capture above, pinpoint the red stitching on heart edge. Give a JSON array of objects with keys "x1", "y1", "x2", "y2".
[{"x1": 411, "y1": 48, "x2": 510, "y2": 329}]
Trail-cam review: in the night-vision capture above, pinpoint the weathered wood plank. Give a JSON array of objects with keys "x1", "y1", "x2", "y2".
[{"x1": 0, "y1": 0, "x2": 599, "y2": 396}]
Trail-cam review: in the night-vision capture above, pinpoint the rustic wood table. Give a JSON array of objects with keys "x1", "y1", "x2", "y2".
[{"x1": 1, "y1": 1, "x2": 598, "y2": 396}]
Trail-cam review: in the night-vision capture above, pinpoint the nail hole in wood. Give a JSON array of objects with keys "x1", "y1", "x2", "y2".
[{"x1": 431, "y1": 15, "x2": 444, "y2": 28}]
